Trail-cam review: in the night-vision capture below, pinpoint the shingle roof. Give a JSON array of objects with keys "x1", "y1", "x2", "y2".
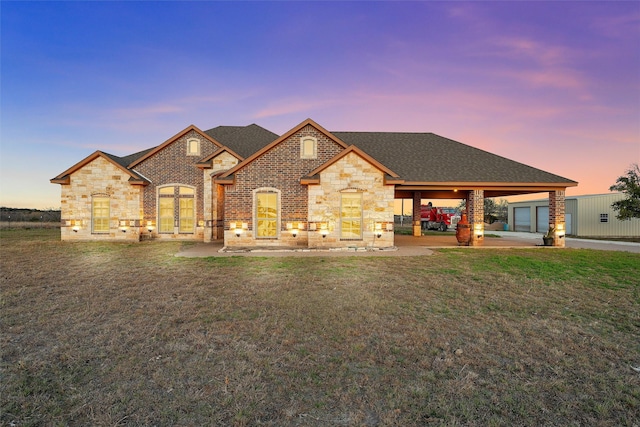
[
  {"x1": 332, "y1": 131, "x2": 576, "y2": 185},
  {"x1": 204, "y1": 124, "x2": 279, "y2": 159}
]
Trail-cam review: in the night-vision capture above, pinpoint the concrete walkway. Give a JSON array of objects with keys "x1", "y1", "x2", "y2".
[{"x1": 174, "y1": 231, "x2": 640, "y2": 257}]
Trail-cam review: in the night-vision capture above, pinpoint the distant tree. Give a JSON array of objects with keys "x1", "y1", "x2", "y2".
[
  {"x1": 457, "y1": 198, "x2": 508, "y2": 223},
  {"x1": 609, "y1": 163, "x2": 640, "y2": 220}
]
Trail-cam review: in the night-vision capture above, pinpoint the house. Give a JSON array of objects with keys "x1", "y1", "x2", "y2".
[
  {"x1": 51, "y1": 118, "x2": 578, "y2": 247},
  {"x1": 508, "y1": 193, "x2": 640, "y2": 238}
]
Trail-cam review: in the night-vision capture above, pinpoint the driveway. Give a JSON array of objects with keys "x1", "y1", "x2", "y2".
[{"x1": 175, "y1": 231, "x2": 639, "y2": 257}]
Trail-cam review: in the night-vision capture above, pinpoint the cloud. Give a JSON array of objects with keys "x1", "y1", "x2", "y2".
[
  {"x1": 253, "y1": 97, "x2": 340, "y2": 120},
  {"x1": 590, "y1": 11, "x2": 640, "y2": 39}
]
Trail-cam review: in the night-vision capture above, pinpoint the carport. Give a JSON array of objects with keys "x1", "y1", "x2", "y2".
[{"x1": 333, "y1": 131, "x2": 578, "y2": 247}]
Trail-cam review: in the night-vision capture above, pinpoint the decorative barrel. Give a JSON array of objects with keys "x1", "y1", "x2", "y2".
[{"x1": 456, "y1": 214, "x2": 471, "y2": 246}]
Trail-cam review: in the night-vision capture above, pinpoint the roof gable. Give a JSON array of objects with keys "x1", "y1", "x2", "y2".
[
  {"x1": 50, "y1": 151, "x2": 148, "y2": 185},
  {"x1": 128, "y1": 124, "x2": 224, "y2": 168},
  {"x1": 196, "y1": 147, "x2": 243, "y2": 169},
  {"x1": 304, "y1": 145, "x2": 400, "y2": 180},
  {"x1": 219, "y1": 118, "x2": 349, "y2": 179}
]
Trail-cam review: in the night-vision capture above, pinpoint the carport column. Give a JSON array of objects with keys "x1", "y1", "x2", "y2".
[
  {"x1": 412, "y1": 191, "x2": 422, "y2": 237},
  {"x1": 468, "y1": 190, "x2": 484, "y2": 246},
  {"x1": 549, "y1": 190, "x2": 566, "y2": 248}
]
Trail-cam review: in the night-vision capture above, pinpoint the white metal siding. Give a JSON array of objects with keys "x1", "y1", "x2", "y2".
[
  {"x1": 509, "y1": 193, "x2": 639, "y2": 237},
  {"x1": 536, "y1": 206, "x2": 549, "y2": 233},
  {"x1": 575, "y1": 193, "x2": 640, "y2": 237},
  {"x1": 514, "y1": 207, "x2": 531, "y2": 232}
]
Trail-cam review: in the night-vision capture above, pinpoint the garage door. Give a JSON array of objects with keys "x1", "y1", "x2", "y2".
[
  {"x1": 536, "y1": 206, "x2": 549, "y2": 233},
  {"x1": 514, "y1": 207, "x2": 531, "y2": 232}
]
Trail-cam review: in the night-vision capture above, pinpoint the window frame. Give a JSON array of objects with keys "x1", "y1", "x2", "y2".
[
  {"x1": 254, "y1": 189, "x2": 280, "y2": 239},
  {"x1": 300, "y1": 136, "x2": 317, "y2": 159},
  {"x1": 157, "y1": 185, "x2": 196, "y2": 234},
  {"x1": 340, "y1": 191, "x2": 363, "y2": 240},
  {"x1": 91, "y1": 196, "x2": 110, "y2": 234},
  {"x1": 187, "y1": 138, "x2": 200, "y2": 156}
]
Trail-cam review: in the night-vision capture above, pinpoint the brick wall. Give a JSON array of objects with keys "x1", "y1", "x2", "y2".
[
  {"x1": 468, "y1": 189, "x2": 484, "y2": 246},
  {"x1": 134, "y1": 130, "x2": 219, "y2": 235},
  {"x1": 224, "y1": 125, "x2": 344, "y2": 241},
  {"x1": 549, "y1": 190, "x2": 566, "y2": 247}
]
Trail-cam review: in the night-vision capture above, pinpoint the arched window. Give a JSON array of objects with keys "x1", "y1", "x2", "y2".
[
  {"x1": 254, "y1": 189, "x2": 279, "y2": 238},
  {"x1": 340, "y1": 191, "x2": 362, "y2": 239},
  {"x1": 158, "y1": 185, "x2": 195, "y2": 234},
  {"x1": 187, "y1": 138, "x2": 200, "y2": 156},
  {"x1": 92, "y1": 195, "x2": 110, "y2": 233},
  {"x1": 300, "y1": 136, "x2": 317, "y2": 159}
]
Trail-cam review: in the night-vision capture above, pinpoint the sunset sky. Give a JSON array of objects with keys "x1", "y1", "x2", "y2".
[{"x1": 1, "y1": 1, "x2": 639, "y2": 210}]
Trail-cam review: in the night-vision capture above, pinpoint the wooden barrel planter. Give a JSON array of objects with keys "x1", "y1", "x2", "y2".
[{"x1": 456, "y1": 214, "x2": 471, "y2": 246}]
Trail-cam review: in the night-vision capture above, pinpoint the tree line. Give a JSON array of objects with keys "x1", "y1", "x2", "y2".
[{"x1": 0, "y1": 207, "x2": 61, "y2": 223}]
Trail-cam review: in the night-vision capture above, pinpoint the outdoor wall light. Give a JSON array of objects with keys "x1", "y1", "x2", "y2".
[
  {"x1": 147, "y1": 225, "x2": 155, "y2": 233},
  {"x1": 474, "y1": 223, "x2": 484, "y2": 238},
  {"x1": 72, "y1": 225, "x2": 80, "y2": 232},
  {"x1": 120, "y1": 227, "x2": 127, "y2": 233},
  {"x1": 374, "y1": 223, "x2": 383, "y2": 238},
  {"x1": 291, "y1": 228, "x2": 298, "y2": 238},
  {"x1": 230, "y1": 222, "x2": 242, "y2": 237},
  {"x1": 556, "y1": 224, "x2": 565, "y2": 238}
]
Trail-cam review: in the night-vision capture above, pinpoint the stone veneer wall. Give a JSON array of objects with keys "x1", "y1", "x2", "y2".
[
  {"x1": 134, "y1": 130, "x2": 219, "y2": 240},
  {"x1": 60, "y1": 156, "x2": 142, "y2": 241},
  {"x1": 307, "y1": 152, "x2": 395, "y2": 248},
  {"x1": 203, "y1": 151, "x2": 239, "y2": 242},
  {"x1": 224, "y1": 125, "x2": 344, "y2": 246}
]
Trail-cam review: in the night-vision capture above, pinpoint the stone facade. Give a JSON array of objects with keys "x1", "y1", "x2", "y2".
[
  {"x1": 52, "y1": 120, "x2": 574, "y2": 248},
  {"x1": 59, "y1": 156, "x2": 142, "y2": 241},
  {"x1": 307, "y1": 152, "x2": 395, "y2": 248},
  {"x1": 202, "y1": 151, "x2": 239, "y2": 242}
]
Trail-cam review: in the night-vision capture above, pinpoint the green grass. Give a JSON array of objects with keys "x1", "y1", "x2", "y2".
[{"x1": 1, "y1": 229, "x2": 639, "y2": 426}]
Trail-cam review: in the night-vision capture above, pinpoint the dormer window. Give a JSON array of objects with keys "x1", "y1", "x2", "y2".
[
  {"x1": 300, "y1": 136, "x2": 317, "y2": 159},
  {"x1": 187, "y1": 138, "x2": 200, "y2": 156}
]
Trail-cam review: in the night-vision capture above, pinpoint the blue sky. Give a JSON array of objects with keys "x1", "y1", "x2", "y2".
[{"x1": 1, "y1": 1, "x2": 639, "y2": 209}]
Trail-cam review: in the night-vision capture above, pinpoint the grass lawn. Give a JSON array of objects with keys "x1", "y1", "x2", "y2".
[{"x1": 1, "y1": 229, "x2": 639, "y2": 426}]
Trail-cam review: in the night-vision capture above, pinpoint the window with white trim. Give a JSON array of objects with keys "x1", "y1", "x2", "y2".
[
  {"x1": 92, "y1": 196, "x2": 110, "y2": 233},
  {"x1": 187, "y1": 138, "x2": 200, "y2": 156},
  {"x1": 300, "y1": 136, "x2": 317, "y2": 159},
  {"x1": 256, "y1": 191, "x2": 278, "y2": 238},
  {"x1": 340, "y1": 192, "x2": 362, "y2": 240},
  {"x1": 158, "y1": 185, "x2": 195, "y2": 233}
]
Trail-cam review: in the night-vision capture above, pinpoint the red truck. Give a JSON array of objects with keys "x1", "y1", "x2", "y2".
[{"x1": 420, "y1": 204, "x2": 460, "y2": 231}]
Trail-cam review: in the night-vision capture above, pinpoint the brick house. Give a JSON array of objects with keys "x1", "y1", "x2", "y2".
[{"x1": 51, "y1": 118, "x2": 577, "y2": 247}]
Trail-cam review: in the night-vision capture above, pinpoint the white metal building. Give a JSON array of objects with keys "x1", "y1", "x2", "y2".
[{"x1": 508, "y1": 193, "x2": 640, "y2": 238}]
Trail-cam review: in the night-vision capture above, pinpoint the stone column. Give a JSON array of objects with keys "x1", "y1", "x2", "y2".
[
  {"x1": 549, "y1": 190, "x2": 566, "y2": 247},
  {"x1": 468, "y1": 189, "x2": 484, "y2": 246},
  {"x1": 413, "y1": 191, "x2": 422, "y2": 237}
]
